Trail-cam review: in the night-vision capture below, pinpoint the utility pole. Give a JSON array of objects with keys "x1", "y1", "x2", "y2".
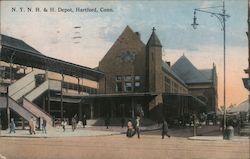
[
  {"x1": 244, "y1": 0, "x2": 250, "y2": 123},
  {"x1": 191, "y1": 0, "x2": 230, "y2": 138},
  {"x1": 248, "y1": 0, "x2": 250, "y2": 121},
  {"x1": 60, "y1": 74, "x2": 64, "y2": 119}
]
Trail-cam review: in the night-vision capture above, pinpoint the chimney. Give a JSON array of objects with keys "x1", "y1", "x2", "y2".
[
  {"x1": 166, "y1": 61, "x2": 171, "y2": 66},
  {"x1": 135, "y1": 32, "x2": 140, "y2": 39}
]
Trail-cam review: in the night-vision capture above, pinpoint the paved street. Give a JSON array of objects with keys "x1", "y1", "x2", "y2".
[{"x1": 0, "y1": 130, "x2": 249, "y2": 159}]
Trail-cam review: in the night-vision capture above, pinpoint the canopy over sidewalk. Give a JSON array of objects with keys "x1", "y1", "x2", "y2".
[{"x1": 228, "y1": 100, "x2": 249, "y2": 114}]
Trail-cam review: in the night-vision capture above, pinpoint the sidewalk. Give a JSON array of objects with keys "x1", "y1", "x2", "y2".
[
  {"x1": 1, "y1": 125, "x2": 248, "y2": 142},
  {"x1": 0, "y1": 127, "x2": 120, "y2": 138},
  {"x1": 188, "y1": 135, "x2": 250, "y2": 142},
  {"x1": 0, "y1": 124, "x2": 161, "y2": 138}
]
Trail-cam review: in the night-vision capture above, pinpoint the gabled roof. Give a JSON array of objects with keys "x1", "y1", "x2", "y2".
[
  {"x1": 146, "y1": 27, "x2": 162, "y2": 47},
  {"x1": 171, "y1": 55, "x2": 211, "y2": 84},
  {"x1": 118, "y1": 26, "x2": 144, "y2": 45},
  {"x1": 200, "y1": 69, "x2": 213, "y2": 81},
  {"x1": 98, "y1": 25, "x2": 145, "y2": 66},
  {"x1": 161, "y1": 61, "x2": 187, "y2": 87},
  {"x1": 1, "y1": 34, "x2": 43, "y2": 56}
]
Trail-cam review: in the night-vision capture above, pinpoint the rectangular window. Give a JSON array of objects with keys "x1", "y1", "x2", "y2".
[
  {"x1": 166, "y1": 78, "x2": 170, "y2": 84},
  {"x1": 134, "y1": 76, "x2": 140, "y2": 81},
  {"x1": 116, "y1": 75, "x2": 122, "y2": 81},
  {"x1": 124, "y1": 76, "x2": 132, "y2": 81},
  {"x1": 173, "y1": 83, "x2": 178, "y2": 93},
  {"x1": 135, "y1": 82, "x2": 140, "y2": 87},
  {"x1": 124, "y1": 82, "x2": 132, "y2": 92},
  {"x1": 0, "y1": 66, "x2": 5, "y2": 79},
  {"x1": 171, "y1": 81, "x2": 174, "y2": 93},
  {"x1": 116, "y1": 82, "x2": 123, "y2": 92}
]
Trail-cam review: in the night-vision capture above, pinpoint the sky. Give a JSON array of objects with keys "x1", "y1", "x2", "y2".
[{"x1": 0, "y1": 0, "x2": 248, "y2": 108}]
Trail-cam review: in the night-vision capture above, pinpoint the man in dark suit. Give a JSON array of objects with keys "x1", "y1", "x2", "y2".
[{"x1": 162, "y1": 120, "x2": 171, "y2": 139}]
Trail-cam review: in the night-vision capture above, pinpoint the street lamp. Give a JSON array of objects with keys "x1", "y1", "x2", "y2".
[
  {"x1": 191, "y1": 10, "x2": 198, "y2": 29},
  {"x1": 191, "y1": 1, "x2": 230, "y2": 136}
]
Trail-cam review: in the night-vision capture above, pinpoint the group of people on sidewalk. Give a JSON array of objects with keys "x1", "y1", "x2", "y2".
[
  {"x1": 7, "y1": 115, "x2": 171, "y2": 139},
  {"x1": 8, "y1": 116, "x2": 47, "y2": 135},
  {"x1": 126, "y1": 116, "x2": 141, "y2": 139},
  {"x1": 126, "y1": 116, "x2": 171, "y2": 139},
  {"x1": 126, "y1": 116, "x2": 140, "y2": 139},
  {"x1": 29, "y1": 116, "x2": 47, "y2": 135},
  {"x1": 61, "y1": 114, "x2": 87, "y2": 132}
]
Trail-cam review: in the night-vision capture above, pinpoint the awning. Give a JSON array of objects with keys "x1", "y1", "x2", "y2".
[
  {"x1": 81, "y1": 92, "x2": 158, "y2": 99},
  {"x1": 49, "y1": 97, "x2": 81, "y2": 103},
  {"x1": 162, "y1": 93, "x2": 206, "y2": 107}
]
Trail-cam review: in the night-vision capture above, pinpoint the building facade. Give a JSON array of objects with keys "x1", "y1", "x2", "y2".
[
  {"x1": 96, "y1": 26, "x2": 218, "y2": 122},
  {"x1": 0, "y1": 26, "x2": 218, "y2": 128},
  {"x1": 0, "y1": 34, "x2": 103, "y2": 129}
]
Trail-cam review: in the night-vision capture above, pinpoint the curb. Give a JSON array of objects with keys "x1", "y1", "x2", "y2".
[
  {"x1": 0, "y1": 131, "x2": 123, "y2": 139},
  {"x1": 0, "y1": 135, "x2": 48, "y2": 139},
  {"x1": 188, "y1": 136, "x2": 250, "y2": 142},
  {"x1": 188, "y1": 136, "x2": 223, "y2": 141}
]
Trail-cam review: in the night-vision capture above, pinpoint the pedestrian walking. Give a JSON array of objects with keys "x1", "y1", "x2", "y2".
[
  {"x1": 82, "y1": 114, "x2": 87, "y2": 128},
  {"x1": 72, "y1": 116, "x2": 76, "y2": 131},
  {"x1": 162, "y1": 120, "x2": 171, "y2": 139},
  {"x1": 42, "y1": 117, "x2": 47, "y2": 134},
  {"x1": 193, "y1": 113, "x2": 198, "y2": 136},
  {"x1": 61, "y1": 119, "x2": 66, "y2": 132},
  {"x1": 29, "y1": 116, "x2": 36, "y2": 135},
  {"x1": 135, "y1": 116, "x2": 140, "y2": 139},
  {"x1": 105, "y1": 116, "x2": 110, "y2": 129},
  {"x1": 32, "y1": 117, "x2": 37, "y2": 134},
  {"x1": 9, "y1": 118, "x2": 16, "y2": 134}
]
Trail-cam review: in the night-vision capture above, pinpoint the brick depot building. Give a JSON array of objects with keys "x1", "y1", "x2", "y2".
[
  {"x1": 0, "y1": 26, "x2": 218, "y2": 128},
  {"x1": 86, "y1": 26, "x2": 218, "y2": 122}
]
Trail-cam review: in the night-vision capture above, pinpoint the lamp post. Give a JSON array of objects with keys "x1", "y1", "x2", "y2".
[
  {"x1": 0, "y1": 39, "x2": 2, "y2": 135},
  {"x1": 244, "y1": 0, "x2": 250, "y2": 121},
  {"x1": 191, "y1": 1, "x2": 230, "y2": 136}
]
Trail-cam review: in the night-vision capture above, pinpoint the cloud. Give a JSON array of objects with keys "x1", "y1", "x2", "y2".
[{"x1": 199, "y1": 1, "x2": 218, "y2": 9}]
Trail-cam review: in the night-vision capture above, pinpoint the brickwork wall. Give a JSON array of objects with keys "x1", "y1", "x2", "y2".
[
  {"x1": 98, "y1": 26, "x2": 146, "y2": 94},
  {"x1": 146, "y1": 46, "x2": 164, "y2": 93}
]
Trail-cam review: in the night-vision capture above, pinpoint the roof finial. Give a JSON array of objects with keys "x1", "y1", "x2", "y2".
[{"x1": 152, "y1": 27, "x2": 156, "y2": 32}]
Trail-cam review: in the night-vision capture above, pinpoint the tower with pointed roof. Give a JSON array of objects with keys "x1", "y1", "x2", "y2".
[
  {"x1": 146, "y1": 27, "x2": 164, "y2": 109},
  {"x1": 146, "y1": 27, "x2": 163, "y2": 92}
]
